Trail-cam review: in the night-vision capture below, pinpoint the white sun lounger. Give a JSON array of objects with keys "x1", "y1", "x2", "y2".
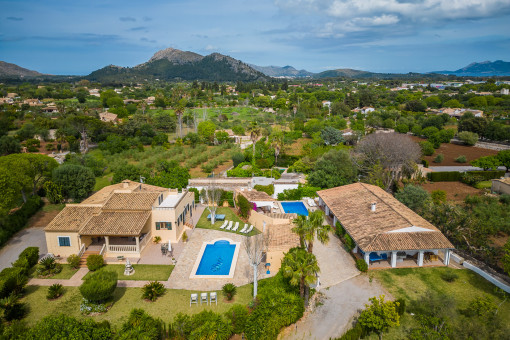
[
  {"x1": 200, "y1": 292, "x2": 208, "y2": 305},
  {"x1": 226, "y1": 221, "x2": 233, "y2": 230},
  {"x1": 240, "y1": 223, "x2": 248, "y2": 233},
  {"x1": 232, "y1": 222, "x2": 240, "y2": 231},
  {"x1": 210, "y1": 292, "x2": 217, "y2": 305},
  {"x1": 220, "y1": 220, "x2": 228, "y2": 229},
  {"x1": 308, "y1": 198, "x2": 316, "y2": 207},
  {"x1": 190, "y1": 293, "x2": 198, "y2": 306},
  {"x1": 244, "y1": 225, "x2": 254, "y2": 234}
]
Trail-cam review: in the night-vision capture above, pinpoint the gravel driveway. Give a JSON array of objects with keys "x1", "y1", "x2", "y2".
[{"x1": 0, "y1": 227, "x2": 48, "y2": 271}]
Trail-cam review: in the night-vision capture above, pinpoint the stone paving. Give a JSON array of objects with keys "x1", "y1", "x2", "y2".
[{"x1": 167, "y1": 228, "x2": 270, "y2": 291}]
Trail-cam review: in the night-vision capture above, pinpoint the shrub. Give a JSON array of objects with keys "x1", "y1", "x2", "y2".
[
  {"x1": 431, "y1": 190, "x2": 447, "y2": 204},
  {"x1": 237, "y1": 195, "x2": 252, "y2": 218},
  {"x1": 455, "y1": 155, "x2": 467, "y2": 163},
  {"x1": 254, "y1": 184, "x2": 274, "y2": 196},
  {"x1": 142, "y1": 281, "x2": 165, "y2": 302},
  {"x1": 419, "y1": 141, "x2": 435, "y2": 156},
  {"x1": 0, "y1": 267, "x2": 27, "y2": 298},
  {"x1": 356, "y1": 259, "x2": 368, "y2": 272},
  {"x1": 27, "y1": 314, "x2": 113, "y2": 338},
  {"x1": 79, "y1": 270, "x2": 118, "y2": 303},
  {"x1": 0, "y1": 196, "x2": 43, "y2": 247},
  {"x1": 433, "y1": 154, "x2": 444, "y2": 163},
  {"x1": 395, "y1": 298, "x2": 406, "y2": 316},
  {"x1": 343, "y1": 233, "x2": 355, "y2": 252},
  {"x1": 0, "y1": 293, "x2": 27, "y2": 321},
  {"x1": 339, "y1": 323, "x2": 364, "y2": 340},
  {"x1": 16, "y1": 247, "x2": 39, "y2": 269},
  {"x1": 121, "y1": 308, "x2": 164, "y2": 339},
  {"x1": 37, "y1": 257, "x2": 63, "y2": 277},
  {"x1": 458, "y1": 131, "x2": 478, "y2": 146},
  {"x1": 225, "y1": 304, "x2": 249, "y2": 334},
  {"x1": 222, "y1": 283, "x2": 237, "y2": 301},
  {"x1": 421, "y1": 159, "x2": 429, "y2": 168},
  {"x1": 67, "y1": 254, "x2": 80, "y2": 269},
  {"x1": 86, "y1": 254, "x2": 104, "y2": 271},
  {"x1": 440, "y1": 269, "x2": 459, "y2": 282},
  {"x1": 47, "y1": 283, "x2": 64, "y2": 300}
]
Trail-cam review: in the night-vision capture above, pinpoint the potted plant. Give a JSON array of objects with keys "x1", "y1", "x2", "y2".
[
  {"x1": 153, "y1": 236, "x2": 161, "y2": 244},
  {"x1": 182, "y1": 231, "x2": 188, "y2": 243}
]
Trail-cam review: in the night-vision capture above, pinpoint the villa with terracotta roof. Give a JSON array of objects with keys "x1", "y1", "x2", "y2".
[
  {"x1": 44, "y1": 180, "x2": 195, "y2": 259},
  {"x1": 317, "y1": 183, "x2": 454, "y2": 269}
]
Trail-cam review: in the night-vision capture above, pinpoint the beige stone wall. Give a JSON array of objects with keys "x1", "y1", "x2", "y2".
[
  {"x1": 45, "y1": 231, "x2": 81, "y2": 257},
  {"x1": 492, "y1": 180, "x2": 510, "y2": 195},
  {"x1": 248, "y1": 210, "x2": 291, "y2": 231}
]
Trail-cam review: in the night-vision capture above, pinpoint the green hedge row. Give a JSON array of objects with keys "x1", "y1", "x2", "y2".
[
  {"x1": 427, "y1": 170, "x2": 505, "y2": 182},
  {"x1": 0, "y1": 196, "x2": 44, "y2": 247}
]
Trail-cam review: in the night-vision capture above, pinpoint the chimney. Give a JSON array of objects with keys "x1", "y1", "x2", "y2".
[
  {"x1": 122, "y1": 181, "x2": 129, "y2": 189},
  {"x1": 371, "y1": 203, "x2": 377, "y2": 212}
]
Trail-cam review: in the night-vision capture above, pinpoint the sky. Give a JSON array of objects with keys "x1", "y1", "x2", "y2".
[{"x1": 1, "y1": 0, "x2": 510, "y2": 75}]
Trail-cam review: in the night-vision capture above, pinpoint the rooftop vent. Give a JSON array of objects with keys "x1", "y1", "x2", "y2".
[{"x1": 371, "y1": 203, "x2": 377, "y2": 212}]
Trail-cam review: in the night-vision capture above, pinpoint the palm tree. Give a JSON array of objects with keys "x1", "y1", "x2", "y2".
[
  {"x1": 282, "y1": 248, "x2": 320, "y2": 306},
  {"x1": 291, "y1": 215, "x2": 308, "y2": 249},
  {"x1": 247, "y1": 124, "x2": 261, "y2": 175},
  {"x1": 305, "y1": 210, "x2": 330, "y2": 254}
]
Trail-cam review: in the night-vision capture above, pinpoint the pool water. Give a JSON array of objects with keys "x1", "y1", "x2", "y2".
[
  {"x1": 281, "y1": 201, "x2": 309, "y2": 216},
  {"x1": 195, "y1": 240, "x2": 236, "y2": 275}
]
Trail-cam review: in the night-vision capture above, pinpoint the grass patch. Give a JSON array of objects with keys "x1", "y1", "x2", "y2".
[
  {"x1": 31, "y1": 264, "x2": 79, "y2": 280},
  {"x1": 94, "y1": 175, "x2": 111, "y2": 191},
  {"x1": 42, "y1": 204, "x2": 66, "y2": 212},
  {"x1": 474, "y1": 180, "x2": 492, "y2": 189},
  {"x1": 196, "y1": 207, "x2": 259, "y2": 236},
  {"x1": 83, "y1": 264, "x2": 174, "y2": 281},
  {"x1": 21, "y1": 284, "x2": 253, "y2": 327},
  {"x1": 371, "y1": 267, "x2": 510, "y2": 335}
]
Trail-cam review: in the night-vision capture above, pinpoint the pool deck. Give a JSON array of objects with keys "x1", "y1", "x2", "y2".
[{"x1": 167, "y1": 228, "x2": 272, "y2": 291}]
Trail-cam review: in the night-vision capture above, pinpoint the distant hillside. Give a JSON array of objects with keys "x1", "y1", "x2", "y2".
[
  {"x1": 315, "y1": 68, "x2": 373, "y2": 79},
  {"x1": 249, "y1": 64, "x2": 314, "y2": 78},
  {"x1": 0, "y1": 61, "x2": 45, "y2": 77},
  {"x1": 431, "y1": 60, "x2": 510, "y2": 76},
  {"x1": 87, "y1": 48, "x2": 267, "y2": 82}
]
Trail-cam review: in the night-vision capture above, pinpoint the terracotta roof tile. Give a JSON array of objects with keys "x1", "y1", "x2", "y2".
[
  {"x1": 79, "y1": 211, "x2": 151, "y2": 236},
  {"x1": 317, "y1": 183, "x2": 454, "y2": 251},
  {"x1": 102, "y1": 192, "x2": 161, "y2": 211},
  {"x1": 44, "y1": 206, "x2": 100, "y2": 232}
]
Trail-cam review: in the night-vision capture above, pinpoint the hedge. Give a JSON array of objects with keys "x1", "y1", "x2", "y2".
[
  {"x1": 0, "y1": 196, "x2": 44, "y2": 247},
  {"x1": 427, "y1": 170, "x2": 505, "y2": 182}
]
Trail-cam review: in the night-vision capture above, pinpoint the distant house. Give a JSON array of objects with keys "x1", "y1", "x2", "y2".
[
  {"x1": 435, "y1": 107, "x2": 484, "y2": 118},
  {"x1": 42, "y1": 105, "x2": 58, "y2": 113},
  {"x1": 322, "y1": 101, "x2": 331, "y2": 108},
  {"x1": 317, "y1": 183, "x2": 454, "y2": 269},
  {"x1": 89, "y1": 89, "x2": 100, "y2": 97},
  {"x1": 99, "y1": 111, "x2": 118, "y2": 123},
  {"x1": 23, "y1": 98, "x2": 42, "y2": 106},
  {"x1": 44, "y1": 180, "x2": 195, "y2": 258}
]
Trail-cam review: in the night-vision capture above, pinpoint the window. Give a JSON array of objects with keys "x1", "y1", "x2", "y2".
[
  {"x1": 158, "y1": 194, "x2": 163, "y2": 205},
  {"x1": 58, "y1": 236, "x2": 71, "y2": 247},
  {"x1": 156, "y1": 222, "x2": 172, "y2": 230}
]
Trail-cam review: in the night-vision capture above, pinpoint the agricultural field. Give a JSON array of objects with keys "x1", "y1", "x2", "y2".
[
  {"x1": 420, "y1": 181, "x2": 483, "y2": 203},
  {"x1": 410, "y1": 136, "x2": 498, "y2": 166}
]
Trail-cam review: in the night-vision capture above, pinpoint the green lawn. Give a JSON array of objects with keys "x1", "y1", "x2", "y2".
[
  {"x1": 366, "y1": 267, "x2": 510, "y2": 338},
  {"x1": 83, "y1": 264, "x2": 174, "y2": 281},
  {"x1": 30, "y1": 264, "x2": 79, "y2": 280},
  {"x1": 94, "y1": 175, "x2": 111, "y2": 191},
  {"x1": 41, "y1": 203, "x2": 66, "y2": 212},
  {"x1": 196, "y1": 207, "x2": 259, "y2": 236},
  {"x1": 21, "y1": 284, "x2": 253, "y2": 327}
]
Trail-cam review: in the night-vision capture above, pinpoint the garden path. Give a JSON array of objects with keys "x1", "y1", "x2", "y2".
[{"x1": 282, "y1": 275, "x2": 389, "y2": 340}]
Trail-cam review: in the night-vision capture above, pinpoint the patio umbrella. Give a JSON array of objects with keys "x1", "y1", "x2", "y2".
[{"x1": 168, "y1": 240, "x2": 172, "y2": 252}]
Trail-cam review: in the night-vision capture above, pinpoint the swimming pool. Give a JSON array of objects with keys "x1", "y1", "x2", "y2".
[
  {"x1": 191, "y1": 239, "x2": 240, "y2": 278},
  {"x1": 281, "y1": 201, "x2": 309, "y2": 216}
]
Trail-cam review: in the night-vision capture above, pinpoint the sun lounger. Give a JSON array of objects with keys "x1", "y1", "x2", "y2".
[
  {"x1": 240, "y1": 223, "x2": 248, "y2": 233},
  {"x1": 244, "y1": 225, "x2": 254, "y2": 234},
  {"x1": 232, "y1": 222, "x2": 240, "y2": 231},
  {"x1": 226, "y1": 221, "x2": 233, "y2": 230},
  {"x1": 210, "y1": 292, "x2": 217, "y2": 305},
  {"x1": 190, "y1": 293, "x2": 198, "y2": 306},
  {"x1": 200, "y1": 293, "x2": 208, "y2": 305},
  {"x1": 307, "y1": 198, "x2": 316, "y2": 207},
  {"x1": 220, "y1": 220, "x2": 228, "y2": 229}
]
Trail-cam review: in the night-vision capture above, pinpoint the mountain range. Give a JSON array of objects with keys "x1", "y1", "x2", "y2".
[
  {"x1": 431, "y1": 60, "x2": 510, "y2": 76},
  {"x1": 1, "y1": 48, "x2": 509, "y2": 81}
]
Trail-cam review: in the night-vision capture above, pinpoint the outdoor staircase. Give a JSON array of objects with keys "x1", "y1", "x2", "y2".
[
  {"x1": 79, "y1": 250, "x2": 100, "y2": 268},
  {"x1": 184, "y1": 222, "x2": 194, "y2": 229}
]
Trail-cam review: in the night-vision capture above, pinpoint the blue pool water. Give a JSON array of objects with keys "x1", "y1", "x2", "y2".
[
  {"x1": 195, "y1": 240, "x2": 236, "y2": 275},
  {"x1": 281, "y1": 201, "x2": 309, "y2": 216}
]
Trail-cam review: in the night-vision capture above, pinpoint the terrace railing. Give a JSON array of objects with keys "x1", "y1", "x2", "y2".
[
  {"x1": 108, "y1": 244, "x2": 137, "y2": 253},
  {"x1": 139, "y1": 232, "x2": 151, "y2": 252},
  {"x1": 99, "y1": 244, "x2": 106, "y2": 256},
  {"x1": 78, "y1": 244, "x2": 86, "y2": 258}
]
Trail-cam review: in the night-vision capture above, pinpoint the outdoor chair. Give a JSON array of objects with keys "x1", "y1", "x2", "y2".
[
  {"x1": 240, "y1": 224, "x2": 248, "y2": 233},
  {"x1": 226, "y1": 221, "x2": 233, "y2": 230},
  {"x1": 200, "y1": 293, "x2": 208, "y2": 305},
  {"x1": 232, "y1": 222, "x2": 240, "y2": 231},
  {"x1": 210, "y1": 292, "x2": 217, "y2": 305},
  {"x1": 244, "y1": 225, "x2": 253, "y2": 234},
  {"x1": 220, "y1": 220, "x2": 228, "y2": 229},
  {"x1": 190, "y1": 293, "x2": 198, "y2": 306}
]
